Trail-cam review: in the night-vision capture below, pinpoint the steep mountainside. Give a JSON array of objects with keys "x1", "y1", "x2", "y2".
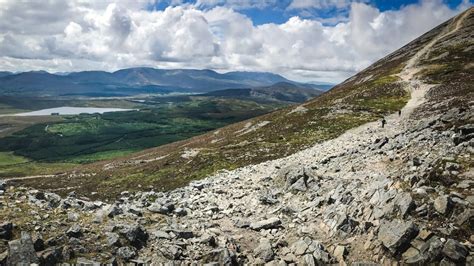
[
  {"x1": 0, "y1": 7, "x2": 473, "y2": 265},
  {"x1": 201, "y1": 82, "x2": 324, "y2": 103},
  {"x1": 0, "y1": 68, "x2": 293, "y2": 96},
  {"x1": 13, "y1": 8, "x2": 473, "y2": 198}
]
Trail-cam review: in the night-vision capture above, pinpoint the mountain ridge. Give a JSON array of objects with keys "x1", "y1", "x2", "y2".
[{"x1": 0, "y1": 67, "x2": 314, "y2": 96}]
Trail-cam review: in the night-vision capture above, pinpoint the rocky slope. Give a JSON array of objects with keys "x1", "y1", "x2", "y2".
[{"x1": 0, "y1": 7, "x2": 473, "y2": 266}]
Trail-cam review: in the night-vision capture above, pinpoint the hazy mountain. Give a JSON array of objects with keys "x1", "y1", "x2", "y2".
[
  {"x1": 202, "y1": 82, "x2": 324, "y2": 103},
  {"x1": 0, "y1": 68, "x2": 296, "y2": 97},
  {"x1": 0, "y1": 71, "x2": 12, "y2": 78}
]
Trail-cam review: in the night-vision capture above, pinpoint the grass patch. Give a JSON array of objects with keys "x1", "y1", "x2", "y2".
[{"x1": 0, "y1": 152, "x2": 29, "y2": 166}]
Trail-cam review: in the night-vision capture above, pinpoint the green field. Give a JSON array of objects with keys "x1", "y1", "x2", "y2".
[{"x1": 0, "y1": 96, "x2": 285, "y2": 169}]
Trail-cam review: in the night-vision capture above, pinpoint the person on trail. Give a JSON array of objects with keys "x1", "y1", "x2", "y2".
[
  {"x1": 381, "y1": 118, "x2": 386, "y2": 128},
  {"x1": 398, "y1": 110, "x2": 401, "y2": 117}
]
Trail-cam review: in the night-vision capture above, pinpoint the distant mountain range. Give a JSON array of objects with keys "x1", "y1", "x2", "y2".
[
  {"x1": 0, "y1": 68, "x2": 331, "y2": 97},
  {"x1": 201, "y1": 82, "x2": 324, "y2": 103}
]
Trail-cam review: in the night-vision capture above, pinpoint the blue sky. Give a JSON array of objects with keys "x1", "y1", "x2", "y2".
[{"x1": 0, "y1": 0, "x2": 471, "y2": 82}]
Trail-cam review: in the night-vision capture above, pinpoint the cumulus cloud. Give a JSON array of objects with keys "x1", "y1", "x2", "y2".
[
  {"x1": 288, "y1": 0, "x2": 353, "y2": 10},
  {"x1": 0, "y1": 0, "x2": 470, "y2": 83}
]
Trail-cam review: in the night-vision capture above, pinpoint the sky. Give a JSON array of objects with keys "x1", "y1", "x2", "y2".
[{"x1": 0, "y1": 0, "x2": 471, "y2": 83}]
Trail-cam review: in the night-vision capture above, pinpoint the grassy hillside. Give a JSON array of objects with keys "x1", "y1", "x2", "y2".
[{"x1": 13, "y1": 8, "x2": 474, "y2": 199}]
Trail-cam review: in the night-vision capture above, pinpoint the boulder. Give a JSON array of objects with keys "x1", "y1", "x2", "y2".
[
  {"x1": 201, "y1": 248, "x2": 236, "y2": 265},
  {"x1": 277, "y1": 165, "x2": 312, "y2": 189},
  {"x1": 117, "y1": 246, "x2": 137, "y2": 261},
  {"x1": 66, "y1": 224, "x2": 83, "y2": 238},
  {"x1": 67, "y1": 212, "x2": 80, "y2": 222},
  {"x1": 118, "y1": 225, "x2": 148, "y2": 249},
  {"x1": 37, "y1": 247, "x2": 63, "y2": 265},
  {"x1": 0, "y1": 222, "x2": 13, "y2": 240},
  {"x1": 159, "y1": 245, "x2": 182, "y2": 260},
  {"x1": 107, "y1": 204, "x2": 123, "y2": 218},
  {"x1": 254, "y1": 238, "x2": 274, "y2": 262},
  {"x1": 434, "y1": 195, "x2": 451, "y2": 215},
  {"x1": 301, "y1": 254, "x2": 316, "y2": 266},
  {"x1": 105, "y1": 232, "x2": 120, "y2": 247},
  {"x1": 291, "y1": 239, "x2": 309, "y2": 256},
  {"x1": 250, "y1": 217, "x2": 281, "y2": 230},
  {"x1": 33, "y1": 237, "x2": 45, "y2": 252},
  {"x1": 394, "y1": 193, "x2": 415, "y2": 217},
  {"x1": 455, "y1": 208, "x2": 473, "y2": 226},
  {"x1": 405, "y1": 236, "x2": 443, "y2": 264},
  {"x1": 289, "y1": 177, "x2": 308, "y2": 192},
  {"x1": 166, "y1": 229, "x2": 194, "y2": 239},
  {"x1": 7, "y1": 232, "x2": 39, "y2": 265},
  {"x1": 148, "y1": 203, "x2": 174, "y2": 214},
  {"x1": 333, "y1": 245, "x2": 348, "y2": 262},
  {"x1": 378, "y1": 220, "x2": 418, "y2": 255},
  {"x1": 174, "y1": 207, "x2": 187, "y2": 216},
  {"x1": 442, "y1": 239, "x2": 468, "y2": 262},
  {"x1": 152, "y1": 230, "x2": 171, "y2": 240}
]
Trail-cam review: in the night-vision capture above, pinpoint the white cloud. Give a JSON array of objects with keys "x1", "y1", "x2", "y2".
[
  {"x1": 194, "y1": 0, "x2": 278, "y2": 10},
  {"x1": 0, "y1": 0, "x2": 470, "y2": 83},
  {"x1": 288, "y1": 0, "x2": 354, "y2": 10}
]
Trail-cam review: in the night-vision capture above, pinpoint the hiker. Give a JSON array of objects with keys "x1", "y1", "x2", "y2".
[
  {"x1": 381, "y1": 118, "x2": 386, "y2": 128},
  {"x1": 398, "y1": 110, "x2": 401, "y2": 116}
]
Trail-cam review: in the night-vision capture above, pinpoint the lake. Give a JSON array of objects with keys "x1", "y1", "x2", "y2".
[{"x1": 2, "y1": 107, "x2": 135, "y2": 116}]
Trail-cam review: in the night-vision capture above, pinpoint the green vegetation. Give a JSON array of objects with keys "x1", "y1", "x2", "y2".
[
  {"x1": 0, "y1": 152, "x2": 29, "y2": 166},
  {"x1": 0, "y1": 96, "x2": 284, "y2": 166}
]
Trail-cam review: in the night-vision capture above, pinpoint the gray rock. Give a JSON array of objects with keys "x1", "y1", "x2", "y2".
[
  {"x1": 378, "y1": 219, "x2": 418, "y2": 255},
  {"x1": 313, "y1": 248, "x2": 330, "y2": 264},
  {"x1": 148, "y1": 203, "x2": 174, "y2": 214},
  {"x1": 442, "y1": 239, "x2": 468, "y2": 262},
  {"x1": 277, "y1": 165, "x2": 312, "y2": 189},
  {"x1": 118, "y1": 224, "x2": 148, "y2": 249},
  {"x1": 405, "y1": 236, "x2": 444, "y2": 264},
  {"x1": 291, "y1": 239, "x2": 309, "y2": 256},
  {"x1": 66, "y1": 224, "x2": 83, "y2": 238},
  {"x1": 250, "y1": 217, "x2": 281, "y2": 230},
  {"x1": 234, "y1": 219, "x2": 250, "y2": 228},
  {"x1": 0, "y1": 222, "x2": 13, "y2": 240},
  {"x1": 333, "y1": 245, "x2": 348, "y2": 261},
  {"x1": 0, "y1": 251, "x2": 7, "y2": 264},
  {"x1": 7, "y1": 232, "x2": 39, "y2": 265},
  {"x1": 166, "y1": 229, "x2": 194, "y2": 239},
  {"x1": 107, "y1": 204, "x2": 123, "y2": 218},
  {"x1": 201, "y1": 248, "x2": 236, "y2": 265},
  {"x1": 37, "y1": 247, "x2": 62, "y2": 265},
  {"x1": 434, "y1": 195, "x2": 451, "y2": 215},
  {"x1": 301, "y1": 254, "x2": 316, "y2": 266},
  {"x1": 254, "y1": 238, "x2": 274, "y2": 262},
  {"x1": 394, "y1": 193, "x2": 415, "y2": 217},
  {"x1": 174, "y1": 207, "x2": 187, "y2": 216},
  {"x1": 456, "y1": 208, "x2": 473, "y2": 226},
  {"x1": 117, "y1": 246, "x2": 137, "y2": 260},
  {"x1": 289, "y1": 177, "x2": 308, "y2": 192},
  {"x1": 259, "y1": 194, "x2": 279, "y2": 205},
  {"x1": 75, "y1": 257, "x2": 100, "y2": 265},
  {"x1": 160, "y1": 245, "x2": 182, "y2": 260},
  {"x1": 105, "y1": 232, "x2": 120, "y2": 247},
  {"x1": 67, "y1": 212, "x2": 80, "y2": 222},
  {"x1": 199, "y1": 233, "x2": 217, "y2": 247},
  {"x1": 152, "y1": 230, "x2": 171, "y2": 240}
]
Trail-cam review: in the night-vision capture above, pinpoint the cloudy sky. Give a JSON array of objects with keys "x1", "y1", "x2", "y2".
[{"x1": 0, "y1": 0, "x2": 471, "y2": 83}]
